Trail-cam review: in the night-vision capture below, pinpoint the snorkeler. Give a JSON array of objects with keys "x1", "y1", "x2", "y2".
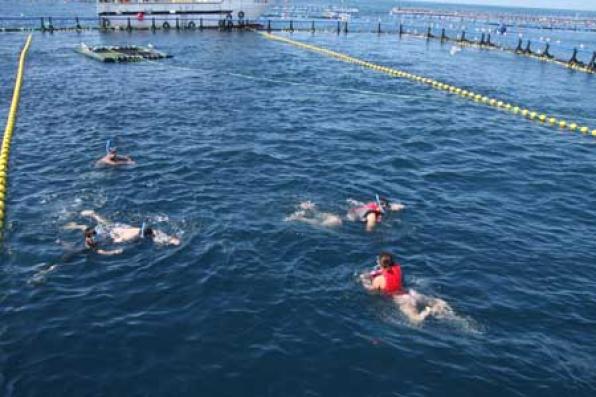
[
  {"x1": 360, "y1": 251, "x2": 451, "y2": 324},
  {"x1": 65, "y1": 210, "x2": 180, "y2": 252},
  {"x1": 347, "y1": 195, "x2": 405, "y2": 231},
  {"x1": 97, "y1": 139, "x2": 135, "y2": 166},
  {"x1": 284, "y1": 201, "x2": 343, "y2": 228}
]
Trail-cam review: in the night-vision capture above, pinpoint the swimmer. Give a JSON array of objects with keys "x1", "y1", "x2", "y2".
[
  {"x1": 347, "y1": 195, "x2": 405, "y2": 231},
  {"x1": 284, "y1": 201, "x2": 342, "y2": 228},
  {"x1": 65, "y1": 210, "x2": 180, "y2": 249},
  {"x1": 97, "y1": 140, "x2": 135, "y2": 166},
  {"x1": 360, "y1": 251, "x2": 451, "y2": 325}
]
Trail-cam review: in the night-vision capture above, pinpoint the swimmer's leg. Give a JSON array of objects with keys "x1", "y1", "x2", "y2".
[
  {"x1": 429, "y1": 298, "x2": 453, "y2": 317},
  {"x1": 393, "y1": 292, "x2": 433, "y2": 325},
  {"x1": 395, "y1": 295, "x2": 432, "y2": 325},
  {"x1": 284, "y1": 209, "x2": 308, "y2": 222},
  {"x1": 319, "y1": 213, "x2": 343, "y2": 227},
  {"x1": 80, "y1": 210, "x2": 110, "y2": 224}
]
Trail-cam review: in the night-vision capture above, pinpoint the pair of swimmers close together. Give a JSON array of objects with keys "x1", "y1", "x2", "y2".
[
  {"x1": 286, "y1": 197, "x2": 452, "y2": 325},
  {"x1": 64, "y1": 142, "x2": 180, "y2": 255}
]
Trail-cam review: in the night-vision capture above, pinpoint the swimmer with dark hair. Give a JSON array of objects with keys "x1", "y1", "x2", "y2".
[
  {"x1": 347, "y1": 195, "x2": 405, "y2": 231},
  {"x1": 360, "y1": 251, "x2": 452, "y2": 325},
  {"x1": 65, "y1": 210, "x2": 180, "y2": 253},
  {"x1": 97, "y1": 140, "x2": 135, "y2": 166}
]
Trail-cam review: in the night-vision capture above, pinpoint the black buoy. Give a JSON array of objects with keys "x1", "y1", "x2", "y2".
[
  {"x1": 377, "y1": 22, "x2": 381, "y2": 34},
  {"x1": 399, "y1": 24, "x2": 403, "y2": 37},
  {"x1": 568, "y1": 48, "x2": 583, "y2": 65},
  {"x1": 541, "y1": 43, "x2": 553, "y2": 58},
  {"x1": 588, "y1": 51, "x2": 596, "y2": 70}
]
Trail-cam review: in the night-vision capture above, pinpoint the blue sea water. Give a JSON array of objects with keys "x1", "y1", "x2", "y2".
[{"x1": 1, "y1": 1, "x2": 596, "y2": 396}]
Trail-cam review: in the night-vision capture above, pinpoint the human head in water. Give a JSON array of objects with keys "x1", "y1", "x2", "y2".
[
  {"x1": 142, "y1": 226, "x2": 155, "y2": 239},
  {"x1": 377, "y1": 251, "x2": 394, "y2": 268},
  {"x1": 84, "y1": 227, "x2": 97, "y2": 250}
]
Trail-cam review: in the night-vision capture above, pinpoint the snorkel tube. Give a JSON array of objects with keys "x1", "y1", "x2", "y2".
[
  {"x1": 140, "y1": 222, "x2": 146, "y2": 238},
  {"x1": 105, "y1": 139, "x2": 112, "y2": 154}
]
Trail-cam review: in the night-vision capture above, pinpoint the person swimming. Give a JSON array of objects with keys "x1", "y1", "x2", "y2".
[
  {"x1": 65, "y1": 210, "x2": 180, "y2": 254},
  {"x1": 347, "y1": 195, "x2": 405, "y2": 231},
  {"x1": 97, "y1": 140, "x2": 135, "y2": 166},
  {"x1": 360, "y1": 251, "x2": 452, "y2": 325},
  {"x1": 284, "y1": 201, "x2": 343, "y2": 228}
]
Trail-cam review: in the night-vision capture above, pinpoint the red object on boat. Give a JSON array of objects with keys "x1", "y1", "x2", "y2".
[{"x1": 136, "y1": 12, "x2": 144, "y2": 21}]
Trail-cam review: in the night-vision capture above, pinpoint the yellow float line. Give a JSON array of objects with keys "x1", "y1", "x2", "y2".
[
  {"x1": 0, "y1": 34, "x2": 33, "y2": 238},
  {"x1": 259, "y1": 32, "x2": 596, "y2": 138}
]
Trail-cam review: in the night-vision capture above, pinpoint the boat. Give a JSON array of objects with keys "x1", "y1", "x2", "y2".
[{"x1": 97, "y1": 0, "x2": 270, "y2": 29}]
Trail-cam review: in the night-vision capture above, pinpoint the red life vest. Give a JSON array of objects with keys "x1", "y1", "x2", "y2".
[
  {"x1": 354, "y1": 202, "x2": 383, "y2": 222},
  {"x1": 382, "y1": 264, "x2": 404, "y2": 294}
]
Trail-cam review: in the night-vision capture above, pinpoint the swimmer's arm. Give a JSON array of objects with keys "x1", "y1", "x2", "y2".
[
  {"x1": 389, "y1": 203, "x2": 405, "y2": 212},
  {"x1": 365, "y1": 212, "x2": 377, "y2": 231},
  {"x1": 361, "y1": 274, "x2": 383, "y2": 293}
]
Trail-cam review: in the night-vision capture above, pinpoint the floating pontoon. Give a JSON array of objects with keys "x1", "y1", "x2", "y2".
[{"x1": 76, "y1": 43, "x2": 171, "y2": 62}]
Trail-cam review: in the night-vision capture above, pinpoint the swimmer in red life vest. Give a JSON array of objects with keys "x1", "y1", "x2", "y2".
[
  {"x1": 97, "y1": 140, "x2": 135, "y2": 166},
  {"x1": 361, "y1": 251, "x2": 451, "y2": 324},
  {"x1": 347, "y1": 195, "x2": 405, "y2": 231}
]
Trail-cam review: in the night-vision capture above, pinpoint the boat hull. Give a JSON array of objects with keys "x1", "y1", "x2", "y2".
[{"x1": 98, "y1": 0, "x2": 269, "y2": 28}]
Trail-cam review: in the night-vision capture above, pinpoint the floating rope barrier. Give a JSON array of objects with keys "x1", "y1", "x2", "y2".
[
  {"x1": 259, "y1": 32, "x2": 595, "y2": 138},
  {"x1": 0, "y1": 34, "x2": 32, "y2": 239}
]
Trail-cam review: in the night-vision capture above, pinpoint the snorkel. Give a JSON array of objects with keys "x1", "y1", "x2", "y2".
[
  {"x1": 140, "y1": 222, "x2": 146, "y2": 238},
  {"x1": 105, "y1": 139, "x2": 112, "y2": 154}
]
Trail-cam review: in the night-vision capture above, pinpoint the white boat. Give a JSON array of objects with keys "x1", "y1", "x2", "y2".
[{"x1": 97, "y1": 0, "x2": 270, "y2": 29}]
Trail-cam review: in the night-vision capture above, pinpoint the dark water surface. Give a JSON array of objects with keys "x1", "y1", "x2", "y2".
[{"x1": 1, "y1": 6, "x2": 596, "y2": 397}]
